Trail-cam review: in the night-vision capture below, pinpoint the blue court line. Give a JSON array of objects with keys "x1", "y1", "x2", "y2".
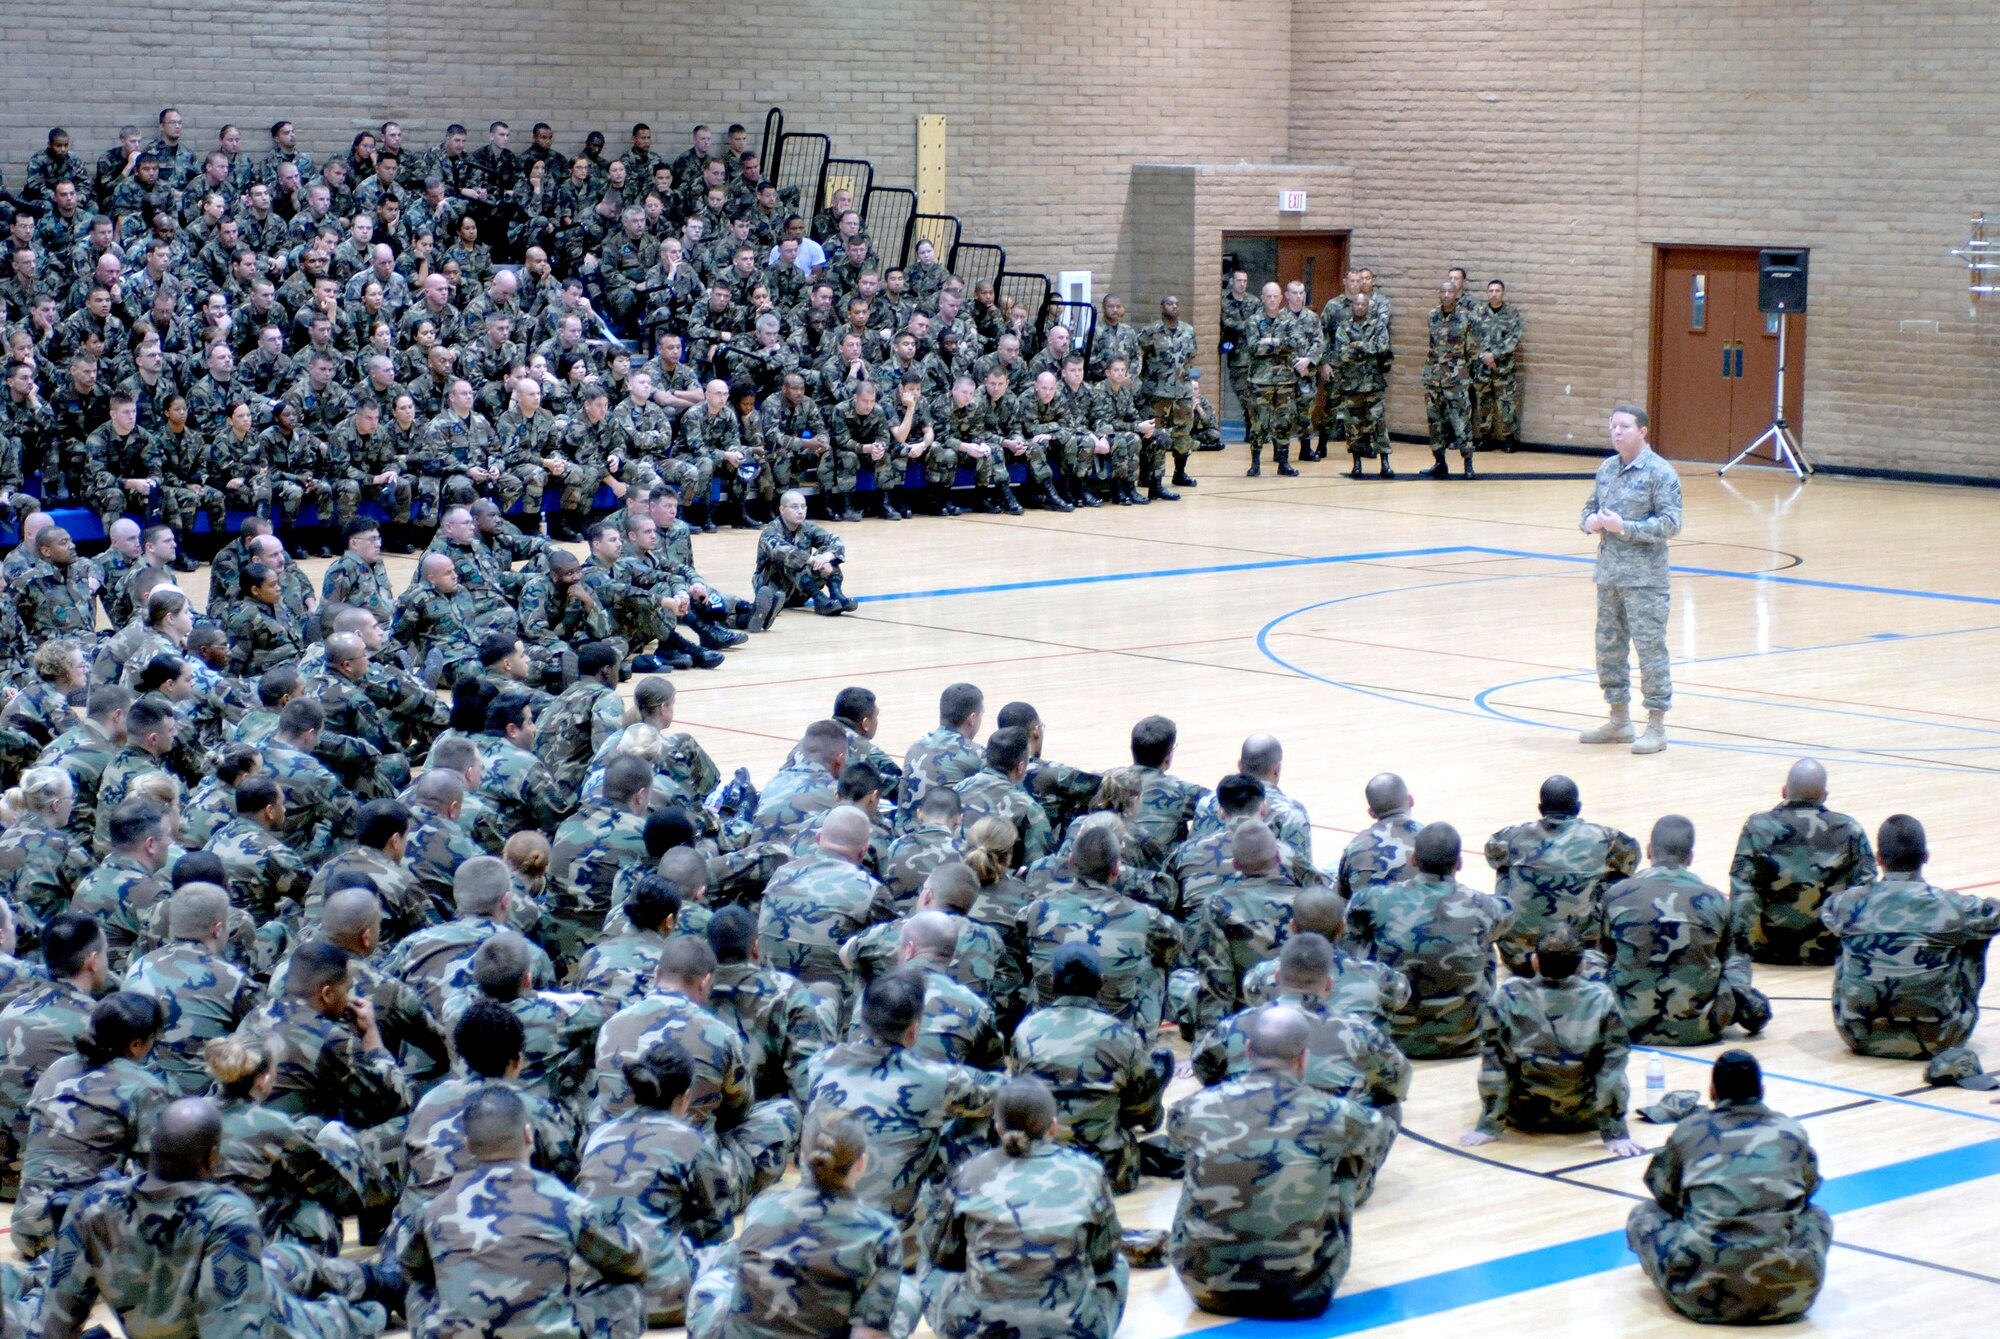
[
  {"x1": 1468, "y1": 547, "x2": 2000, "y2": 608},
  {"x1": 854, "y1": 545, "x2": 1473, "y2": 604},
  {"x1": 1201, "y1": 1130, "x2": 2000, "y2": 1339},
  {"x1": 860, "y1": 542, "x2": 2000, "y2": 609},
  {"x1": 1633, "y1": 1046, "x2": 2000, "y2": 1127},
  {"x1": 1250, "y1": 578, "x2": 2000, "y2": 773}
]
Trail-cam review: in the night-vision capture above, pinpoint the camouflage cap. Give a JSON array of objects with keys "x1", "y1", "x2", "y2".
[
  {"x1": 1925, "y1": 1046, "x2": 2000, "y2": 1090},
  {"x1": 1636, "y1": 1089, "x2": 1702, "y2": 1123}
]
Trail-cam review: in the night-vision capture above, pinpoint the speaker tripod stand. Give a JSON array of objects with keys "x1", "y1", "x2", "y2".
[{"x1": 1719, "y1": 313, "x2": 1812, "y2": 479}]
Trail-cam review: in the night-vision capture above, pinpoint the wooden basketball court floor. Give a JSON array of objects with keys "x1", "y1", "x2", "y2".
[{"x1": 57, "y1": 442, "x2": 2000, "y2": 1336}]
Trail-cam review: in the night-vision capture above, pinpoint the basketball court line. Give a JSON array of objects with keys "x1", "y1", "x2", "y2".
[
  {"x1": 852, "y1": 545, "x2": 2000, "y2": 772},
  {"x1": 848, "y1": 542, "x2": 2000, "y2": 1330},
  {"x1": 861, "y1": 543, "x2": 2000, "y2": 609},
  {"x1": 1197, "y1": 1128, "x2": 2000, "y2": 1338}
]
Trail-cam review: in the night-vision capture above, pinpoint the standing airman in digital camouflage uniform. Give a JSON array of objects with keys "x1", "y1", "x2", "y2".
[
  {"x1": 1138, "y1": 295, "x2": 1198, "y2": 496},
  {"x1": 1219, "y1": 269, "x2": 1259, "y2": 408},
  {"x1": 1461, "y1": 926, "x2": 1642, "y2": 1157},
  {"x1": 1602, "y1": 815, "x2": 1763, "y2": 1046},
  {"x1": 1729, "y1": 758, "x2": 1877, "y2": 965},
  {"x1": 1280, "y1": 282, "x2": 1324, "y2": 459},
  {"x1": 1168, "y1": 1006, "x2": 1380, "y2": 1319},
  {"x1": 1241, "y1": 282, "x2": 1301, "y2": 477},
  {"x1": 1822, "y1": 813, "x2": 2000, "y2": 1061},
  {"x1": 1423, "y1": 280, "x2": 1476, "y2": 478},
  {"x1": 1332, "y1": 291, "x2": 1393, "y2": 477},
  {"x1": 1471, "y1": 278, "x2": 1523, "y2": 452},
  {"x1": 1578, "y1": 403, "x2": 1682, "y2": 754},
  {"x1": 1628, "y1": 1050, "x2": 1830, "y2": 1325},
  {"x1": 1485, "y1": 774, "x2": 1640, "y2": 977},
  {"x1": 1343, "y1": 823, "x2": 1510, "y2": 1059}
]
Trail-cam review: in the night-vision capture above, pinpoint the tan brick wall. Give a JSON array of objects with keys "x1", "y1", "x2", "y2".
[
  {"x1": 11, "y1": 0, "x2": 1992, "y2": 475},
  {"x1": 1290, "y1": 0, "x2": 2000, "y2": 475},
  {"x1": 0, "y1": 0, "x2": 1292, "y2": 297},
  {"x1": 1123, "y1": 164, "x2": 1357, "y2": 386}
]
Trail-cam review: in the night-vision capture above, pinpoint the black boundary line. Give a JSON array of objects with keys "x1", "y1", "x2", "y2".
[
  {"x1": 1395, "y1": 1125, "x2": 2000, "y2": 1287},
  {"x1": 1549, "y1": 1099, "x2": 1879, "y2": 1176},
  {"x1": 1189, "y1": 486, "x2": 1810, "y2": 572},
  {"x1": 856, "y1": 515, "x2": 1990, "y2": 773},
  {"x1": 852, "y1": 612, "x2": 2000, "y2": 774}
]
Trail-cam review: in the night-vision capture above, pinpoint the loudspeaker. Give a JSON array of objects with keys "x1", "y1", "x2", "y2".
[{"x1": 1757, "y1": 249, "x2": 1809, "y2": 314}]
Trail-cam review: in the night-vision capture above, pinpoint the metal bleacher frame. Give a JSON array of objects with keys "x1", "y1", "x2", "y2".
[
  {"x1": 907, "y1": 213, "x2": 961, "y2": 271},
  {"x1": 861, "y1": 186, "x2": 917, "y2": 270}
]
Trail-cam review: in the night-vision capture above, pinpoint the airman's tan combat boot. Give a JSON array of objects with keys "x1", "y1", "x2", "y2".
[
  {"x1": 1579, "y1": 705, "x2": 1636, "y2": 744},
  {"x1": 1631, "y1": 711, "x2": 1668, "y2": 755}
]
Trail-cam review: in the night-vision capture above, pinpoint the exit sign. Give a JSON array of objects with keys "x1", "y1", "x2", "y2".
[{"x1": 1278, "y1": 190, "x2": 1308, "y2": 214}]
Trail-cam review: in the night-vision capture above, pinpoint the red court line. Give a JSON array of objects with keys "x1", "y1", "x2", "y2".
[
  {"x1": 1673, "y1": 676, "x2": 2000, "y2": 728},
  {"x1": 1960, "y1": 878, "x2": 2000, "y2": 891},
  {"x1": 1279, "y1": 630, "x2": 1579, "y2": 674},
  {"x1": 672, "y1": 719, "x2": 807, "y2": 745},
  {"x1": 672, "y1": 648, "x2": 1103, "y2": 694},
  {"x1": 672, "y1": 634, "x2": 1254, "y2": 695}
]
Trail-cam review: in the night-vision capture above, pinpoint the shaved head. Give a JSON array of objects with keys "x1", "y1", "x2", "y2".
[
  {"x1": 1246, "y1": 1006, "x2": 1311, "y2": 1067},
  {"x1": 1239, "y1": 733, "x2": 1282, "y2": 779},
  {"x1": 321, "y1": 887, "x2": 383, "y2": 943},
  {"x1": 901, "y1": 909, "x2": 960, "y2": 962},
  {"x1": 152, "y1": 1097, "x2": 223, "y2": 1178},
  {"x1": 1784, "y1": 758, "x2": 1828, "y2": 804},
  {"x1": 817, "y1": 805, "x2": 872, "y2": 859},
  {"x1": 1232, "y1": 819, "x2": 1279, "y2": 876},
  {"x1": 1364, "y1": 772, "x2": 1409, "y2": 817}
]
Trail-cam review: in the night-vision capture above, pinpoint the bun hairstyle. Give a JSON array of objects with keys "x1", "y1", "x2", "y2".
[
  {"x1": 1090, "y1": 766, "x2": 1144, "y2": 817},
  {"x1": 964, "y1": 816, "x2": 1018, "y2": 886},
  {"x1": 624, "y1": 1040, "x2": 695, "y2": 1111},
  {"x1": 75, "y1": 991, "x2": 163, "y2": 1067},
  {"x1": 15, "y1": 766, "x2": 72, "y2": 817},
  {"x1": 204, "y1": 1034, "x2": 274, "y2": 1096},
  {"x1": 994, "y1": 1077, "x2": 1057, "y2": 1158},
  {"x1": 503, "y1": 830, "x2": 551, "y2": 881},
  {"x1": 801, "y1": 1109, "x2": 869, "y2": 1193}
]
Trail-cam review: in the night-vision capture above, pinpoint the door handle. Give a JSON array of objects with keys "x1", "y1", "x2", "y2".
[
  {"x1": 1723, "y1": 345, "x2": 1732, "y2": 378},
  {"x1": 1734, "y1": 344, "x2": 1744, "y2": 378}
]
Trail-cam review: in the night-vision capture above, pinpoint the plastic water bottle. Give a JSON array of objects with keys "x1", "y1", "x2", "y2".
[{"x1": 1645, "y1": 1055, "x2": 1666, "y2": 1100}]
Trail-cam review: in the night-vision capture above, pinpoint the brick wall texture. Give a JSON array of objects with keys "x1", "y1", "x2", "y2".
[{"x1": 5, "y1": 0, "x2": 1994, "y2": 474}]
